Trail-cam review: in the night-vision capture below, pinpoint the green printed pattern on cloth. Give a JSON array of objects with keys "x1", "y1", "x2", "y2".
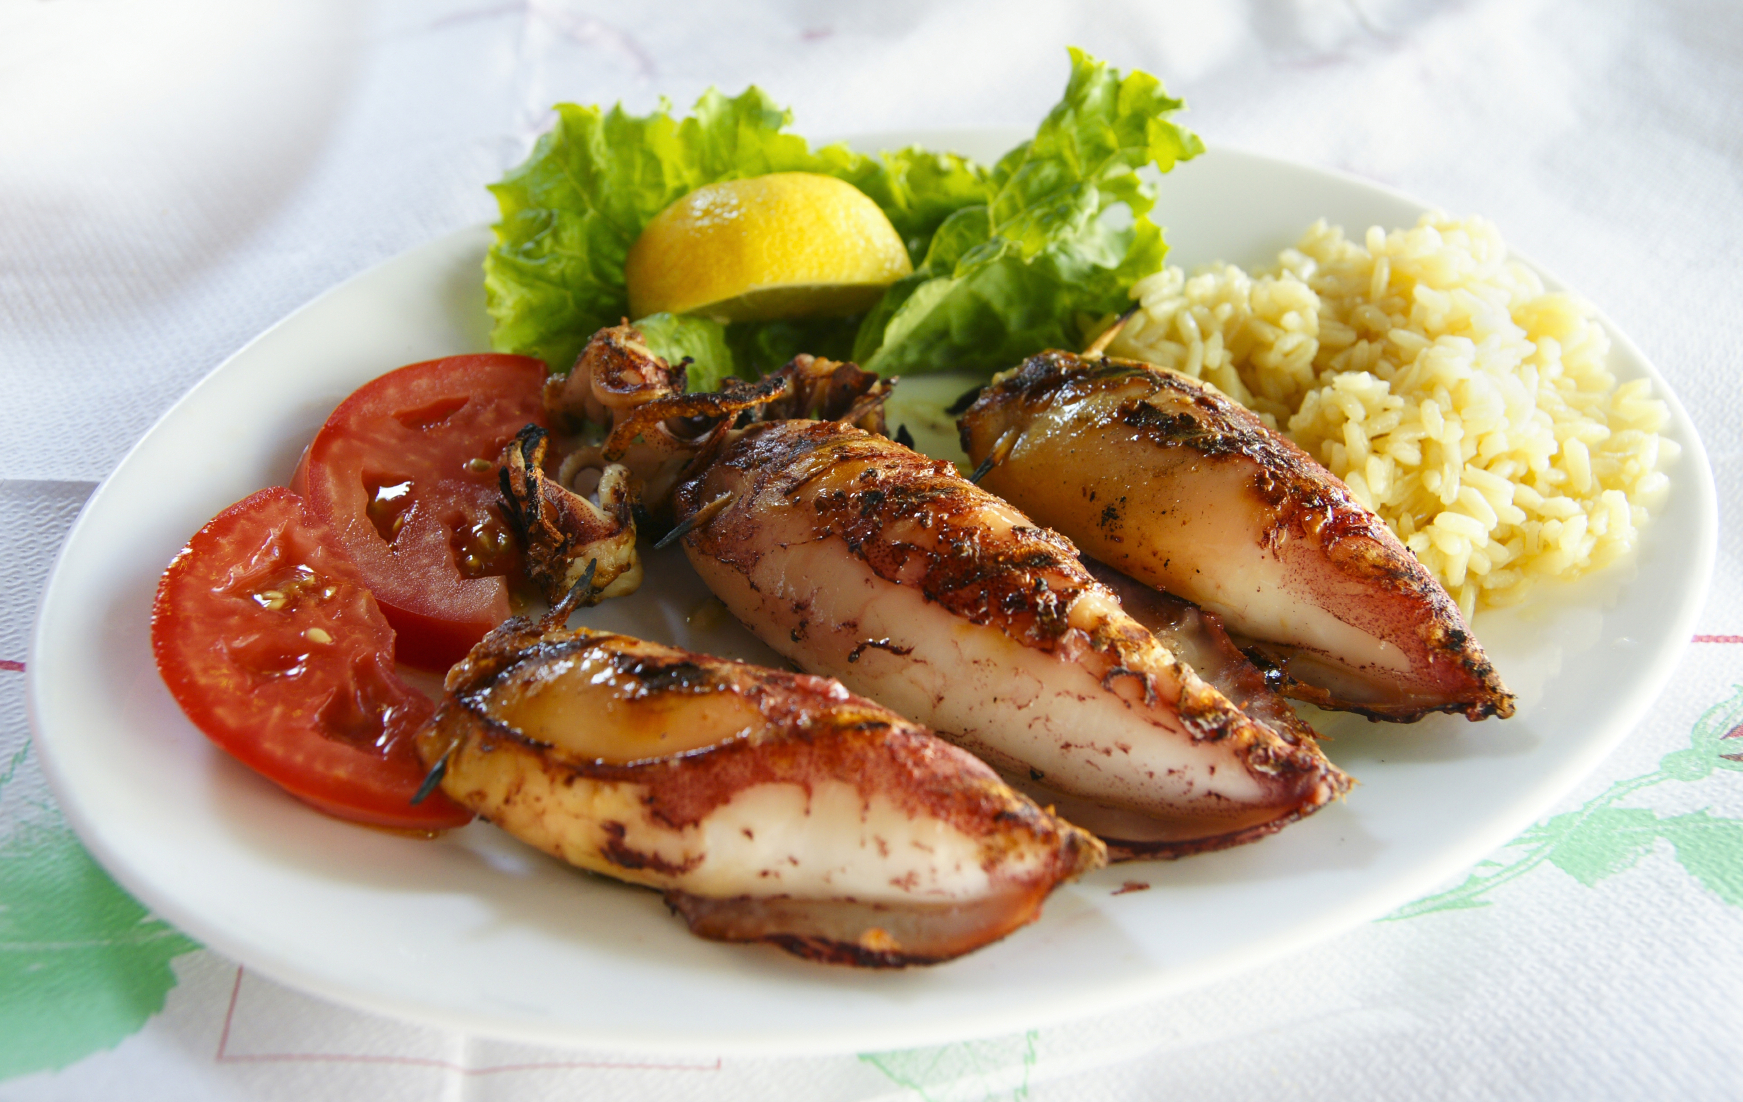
[
  {"x1": 861, "y1": 1030, "x2": 1039, "y2": 1101},
  {"x1": 1394, "y1": 684, "x2": 1743, "y2": 919},
  {"x1": 0, "y1": 744, "x2": 200, "y2": 1080}
]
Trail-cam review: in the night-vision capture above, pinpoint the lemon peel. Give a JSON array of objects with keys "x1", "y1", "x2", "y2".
[{"x1": 626, "y1": 173, "x2": 913, "y2": 323}]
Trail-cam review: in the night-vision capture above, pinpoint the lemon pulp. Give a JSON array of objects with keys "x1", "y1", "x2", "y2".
[{"x1": 625, "y1": 172, "x2": 913, "y2": 323}]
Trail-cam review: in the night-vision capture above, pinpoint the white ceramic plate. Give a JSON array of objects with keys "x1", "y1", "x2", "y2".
[{"x1": 29, "y1": 135, "x2": 1716, "y2": 1056}]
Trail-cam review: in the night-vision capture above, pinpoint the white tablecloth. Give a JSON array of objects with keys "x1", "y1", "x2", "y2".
[{"x1": 3, "y1": 1, "x2": 1740, "y2": 1097}]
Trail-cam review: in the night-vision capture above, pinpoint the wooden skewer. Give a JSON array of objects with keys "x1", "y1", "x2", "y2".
[
  {"x1": 411, "y1": 740, "x2": 458, "y2": 805},
  {"x1": 968, "y1": 427, "x2": 1021, "y2": 484},
  {"x1": 653, "y1": 490, "x2": 736, "y2": 550},
  {"x1": 1082, "y1": 306, "x2": 1139, "y2": 358},
  {"x1": 538, "y1": 557, "x2": 600, "y2": 631}
]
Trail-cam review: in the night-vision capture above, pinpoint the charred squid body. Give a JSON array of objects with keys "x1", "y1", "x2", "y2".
[
  {"x1": 1084, "y1": 559, "x2": 1322, "y2": 751},
  {"x1": 675, "y1": 420, "x2": 1351, "y2": 860},
  {"x1": 959, "y1": 352, "x2": 1514, "y2": 723},
  {"x1": 416, "y1": 617, "x2": 1104, "y2": 967}
]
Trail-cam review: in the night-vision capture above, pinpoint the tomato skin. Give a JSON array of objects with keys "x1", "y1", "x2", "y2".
[
  {"x1": 298, "y1": 354, "x2": 548, "y2": 669},
  {"x1": 151, "y1": 487, "x2": 472, "y2": 830}
]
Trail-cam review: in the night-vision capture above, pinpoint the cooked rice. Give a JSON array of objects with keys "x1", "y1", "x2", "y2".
[{"x1": 1106, "y1": 213, "x2": 1678, "y2": 618}]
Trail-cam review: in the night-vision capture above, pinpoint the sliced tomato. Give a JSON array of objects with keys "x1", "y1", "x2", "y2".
[
  {"x1": 151, "y1": 487, "x2": 472, "y2": 830},
  {"x1": 294, "y1": 354, "x2": 548, "y2": 669}
]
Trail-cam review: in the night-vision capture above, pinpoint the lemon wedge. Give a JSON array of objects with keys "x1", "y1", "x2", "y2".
[{"x1": 626, "y1": 173, "x2": 913, "y2": 323}]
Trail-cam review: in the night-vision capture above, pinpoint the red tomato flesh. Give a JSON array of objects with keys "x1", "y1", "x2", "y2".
[
  {"x1": 151, "y1": 487, "x2": 472, "y2": 830},
  {"x1": 294, "y1": 354, "x2": 548, "y2": 669}
]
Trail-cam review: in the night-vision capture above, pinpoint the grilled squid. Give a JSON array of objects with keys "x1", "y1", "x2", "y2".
[
  {"x1": 674, "y1": 420, "x2": 1352, "y2": 859},
  {"x1": 496, "y1": 424, "x2": 640, "y2": 605},
  {"x1": 544, "y1": 323, "x2": 890, "y2": 527},
  {"x1": 512, "y1": 322, "x2": 894, "y2": 610},
  {"x1": 958, "y1": 351, "x2": 1514, "y2": 722},
  {"x1": 416, "y1": 612, "x2": 1104, "y2": 967}
]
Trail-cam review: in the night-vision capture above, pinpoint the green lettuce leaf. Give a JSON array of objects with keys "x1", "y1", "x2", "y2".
[
  {"x1": 632, "y1": 312, "x2": 862, "y2": 391},
  {"x1": 484, "y1": 90, "x2": 988, "y2": 379},
  {"x1": 854, "y1": 47, "x2": 1203, "y2": 375},
  {"x1": 484, "y1": 48, "x2": 1200, "y2": 385},
  {"x1": 725, "y1": 316, "x2": 862, "y2": 379},
  {"x1": 853, "y1": 147, "x2": 995, "y2": 263},
  {"x1": 631, "y1": 313, "x2": 736, "y2": 392}
]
